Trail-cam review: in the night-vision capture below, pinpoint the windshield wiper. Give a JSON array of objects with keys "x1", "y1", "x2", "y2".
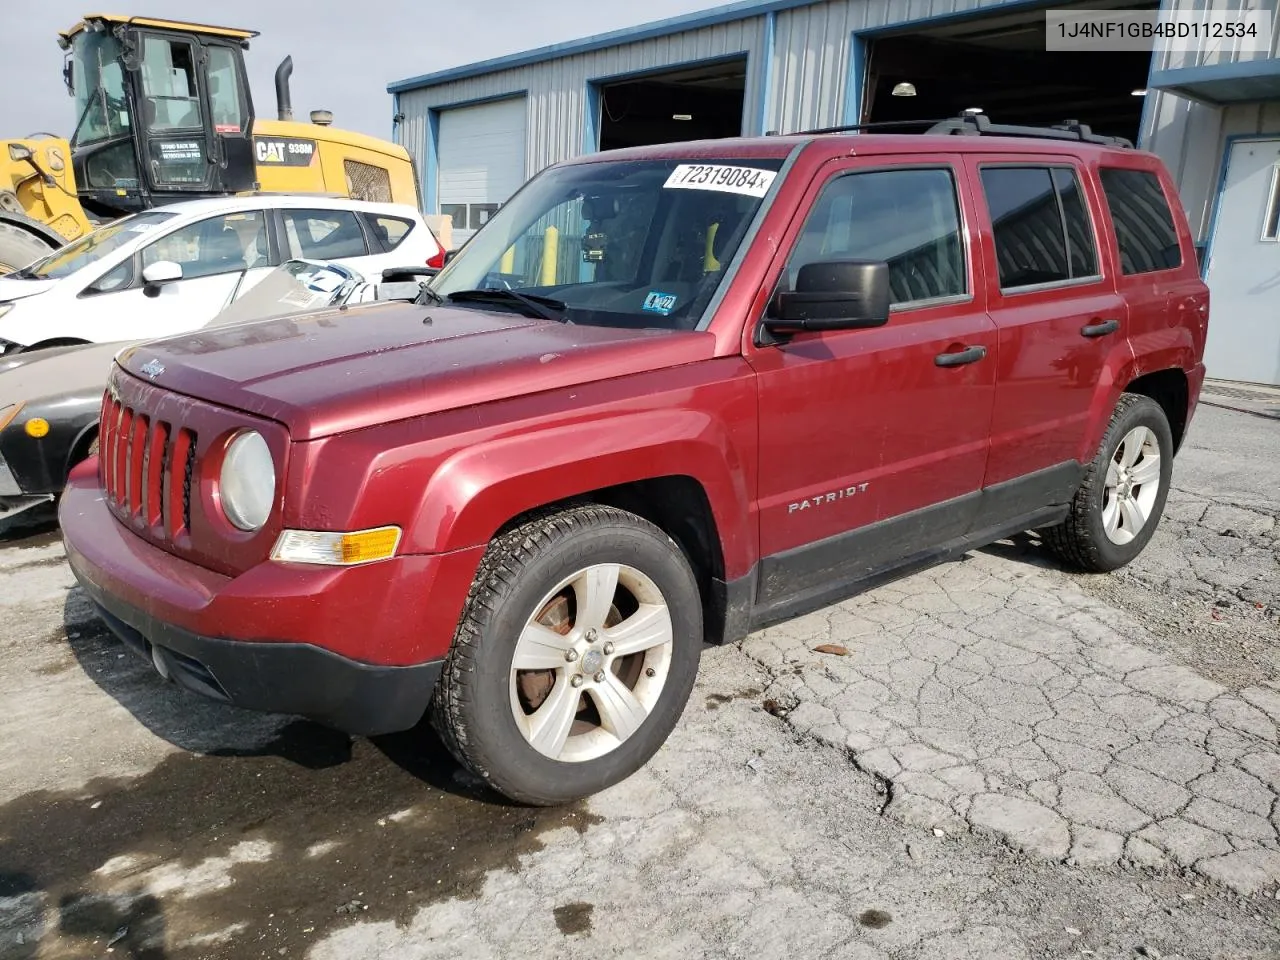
[{"x1": 447, "y1": 288, "x2": 569, "y2": 323}]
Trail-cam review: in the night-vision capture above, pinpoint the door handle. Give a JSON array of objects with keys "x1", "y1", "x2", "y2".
[
  {"x1": 934, "y1": 345, "x2": 987, "y2": 367},
  {"x1": 1081, "y1": 318, "x2": 1120, "y2": 337}
]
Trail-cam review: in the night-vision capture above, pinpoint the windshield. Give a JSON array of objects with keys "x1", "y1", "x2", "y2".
[
  {"x1": 21, "y1": 211, "x2": 176, "y2": 280},
  {"x1": 70, "y1": 31, "x2": 130, "y2": 146},
  {"x1": 429, "y1": 157, "x2": 785, "y2": 330}
]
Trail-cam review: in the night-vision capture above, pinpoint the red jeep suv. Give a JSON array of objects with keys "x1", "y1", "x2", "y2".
[{"x1": 60, "y1": 114, "x2": 1209, "y2": 805}]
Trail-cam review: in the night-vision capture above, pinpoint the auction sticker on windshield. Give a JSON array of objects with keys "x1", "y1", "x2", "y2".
[{"x1": 664, "y1": 164, "x2": 777, "y2": 197}]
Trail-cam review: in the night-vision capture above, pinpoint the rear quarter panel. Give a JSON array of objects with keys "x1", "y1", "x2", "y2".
[{"x1": 1076, "y1": 151, "x2": 1208, "y2": 462}]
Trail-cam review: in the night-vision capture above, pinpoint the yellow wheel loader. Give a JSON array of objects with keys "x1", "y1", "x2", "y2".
[{"x1": 0, "y1": 14, "x2": 420, "y2": 273}]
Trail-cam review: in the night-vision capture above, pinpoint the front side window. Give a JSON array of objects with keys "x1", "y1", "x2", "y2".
[
  {"x1": 981, "y1": 165, "x2": 1100, "y2": 290},
  {"x1": 1098, "y1": 167, "x2": 1183, "y2": 274},
  {"x1": 429, "y1": 157, "x2": 785, "y2": 330},
  {"x1": 281, "y1": 210, "x2": 369, "y2": 260},
  {"x1": 207, "y1": 47, "x2": 246, "y2": 135},
  {"x1": 69, "y1": 31, "x2": 130, "y2": 146},
  {"x1": 141, "y1": 211, "x2": 267, "y2": 280},
  {"x1": 783, "y1": 167, "x2": 967, "y2": 306},
  {"x1": 22, "y1": 211, "x2": 175, "y2": 279},
  {"x1": 140, "y1": 36, "x2": 202, "y2": 132}
]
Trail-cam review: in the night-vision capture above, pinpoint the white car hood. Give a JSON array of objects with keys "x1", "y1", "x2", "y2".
[{"x1": 0, "y1": 276, "x2": 58, "y2": 303}]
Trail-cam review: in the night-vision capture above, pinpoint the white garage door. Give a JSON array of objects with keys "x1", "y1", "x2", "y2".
[{"x1": 437, "y1": 97, "x2": 527, "y2": 246}]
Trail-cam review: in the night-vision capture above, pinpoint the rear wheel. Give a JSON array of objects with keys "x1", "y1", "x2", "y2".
[
  {"x1": 0, "y1": 222, "x2": 53, "y2": 275},
  {"x1": 1044, "y1": 393, "x2": 1173, "y2": 572},
  {"x1": 431, "y1": 504, "x2": 703, "y2": 805}
]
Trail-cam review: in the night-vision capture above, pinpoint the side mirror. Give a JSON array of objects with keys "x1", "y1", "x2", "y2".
[
  {"x1": 141, "y1": 260, "x2": 182, "y2": 296},
  {"x1": 763, "y1": 260, "x2": 891, "y2": 337}
]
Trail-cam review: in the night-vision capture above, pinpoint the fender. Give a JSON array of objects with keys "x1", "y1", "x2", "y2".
[
  {"x1": 1075, "y1": 326, "x2": 1195, "y2": 464},
  {"x1": 406, "y1": 407, "x2": 757, "y2": 578},
  {"x1": 0, "y1": 210, "x2": 67, "y2": 250}
]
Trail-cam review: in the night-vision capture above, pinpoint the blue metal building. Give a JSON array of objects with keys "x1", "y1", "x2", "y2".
[{"x1": 389, "y1": 0, "x2": 1280, "y2": 385}]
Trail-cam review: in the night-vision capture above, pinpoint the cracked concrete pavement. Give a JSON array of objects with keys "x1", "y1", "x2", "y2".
[
  {"x1": 743, "y1": 404, "x2": 1280, "y2": 894},
  {"x1": 0, "y1": 404, "x2": 1277, "y2": 959}
]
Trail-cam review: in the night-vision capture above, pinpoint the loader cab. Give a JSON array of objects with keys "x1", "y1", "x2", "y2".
[{"x1": 60, "y1": 16, "x2": 258, "y2": 217}]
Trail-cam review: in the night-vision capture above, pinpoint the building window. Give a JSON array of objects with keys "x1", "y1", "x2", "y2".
[
  {"x1": 1098, "y1": 167, "x2": 1182, "y2": 274},
  {"x1": 980, "y1": 166, "x2": 1100, "y2": 290},
  {"x1": 785, "y1": 167, "x2": 967, "y2": 307},
  {"x1": 1263, "y1": 164, "x2": 1280, "y2": 241},
  {"x1": 469, "y1": 203, "x2": 500, "y2": 231},
  {"x1": 440, "y1": 204, "x2": 467, "y2": 231}
]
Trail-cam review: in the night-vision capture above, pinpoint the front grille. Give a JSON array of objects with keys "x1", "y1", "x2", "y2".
[{"x1": 99, "y1": 392, "x2": 197, "y2": 540}]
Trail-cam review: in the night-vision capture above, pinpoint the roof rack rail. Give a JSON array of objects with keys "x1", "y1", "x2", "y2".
[
  {"x1": 779, "y1": 118, "x2": 947, "y2": 136},
  {"x1": 923, "y1": 112, "x2": 1134, "y2": 148},
  {"x1": 782, "y1": 112, "x2": 1133, "y2": 149}
]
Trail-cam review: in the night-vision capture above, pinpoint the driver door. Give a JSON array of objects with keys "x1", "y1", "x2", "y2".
[
  {"x1": 92, "y1": 210, "x2": 272, "y2": 341},
  {"x1": 746, "y1": 156, "x2": 998, "y2": 609}
]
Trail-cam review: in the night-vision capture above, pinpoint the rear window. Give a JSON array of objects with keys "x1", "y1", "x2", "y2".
[
  {"x1": 1098, "y1": 168, "x2": 1182, "y2": 275},
  {"x1": 359, "y1": 213, "x2": 415, "y2": 252}
]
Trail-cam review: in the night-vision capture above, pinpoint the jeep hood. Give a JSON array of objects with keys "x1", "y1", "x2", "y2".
[{"x1": 114, "y1": 301, "x2": 717, "y2": 440}]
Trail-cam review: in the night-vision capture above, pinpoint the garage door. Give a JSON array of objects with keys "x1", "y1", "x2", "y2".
[{"x1": 437, "y1": 97, "x2": 527, "y2": 246}]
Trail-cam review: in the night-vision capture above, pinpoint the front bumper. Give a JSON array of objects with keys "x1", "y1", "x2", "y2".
[
  {"x1": 87, "y1": 589, "x2": 441, "y2": 736},
  {"x1": 60, "y1": 470, "x2": 483, "y2": 736}
]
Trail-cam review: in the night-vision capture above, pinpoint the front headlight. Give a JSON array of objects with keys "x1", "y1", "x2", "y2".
[{"x1": 219, "y1": 430, "x2": 275, "y2": 531}]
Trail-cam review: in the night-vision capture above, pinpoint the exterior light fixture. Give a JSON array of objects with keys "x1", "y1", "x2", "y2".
[
  {"x1": 1131, "y1": 88, "x2": 1148, "y2": 96},
  {"x1": 891, "y1": 82, "x2": 916, "y2": 97},
  {"x1": 672, "y1": 113, "x2": 693, "y2": 120}
]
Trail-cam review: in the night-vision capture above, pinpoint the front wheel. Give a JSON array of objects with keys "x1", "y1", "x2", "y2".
[
  {"x1": 430, "y1": 504, "x2": 703, "y2": 805},
  {"x1": 1044, "y1": 393, "x2": 1174, "y2": 572}
]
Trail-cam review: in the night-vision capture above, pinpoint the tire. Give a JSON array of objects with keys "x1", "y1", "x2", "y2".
[
  {"x1": 1044, "y1": 393, "x2": 1174, "y2": 573},
  {"x1": 430, "y1": 504, "x2": 703, "y2": 806},
  {"x1": 0, "y1": 222, "x2": 54, "y2": 275}
]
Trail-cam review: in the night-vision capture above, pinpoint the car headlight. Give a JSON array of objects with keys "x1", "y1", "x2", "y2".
[{"x1": 219, "y1": 430, "x2": 275, "y2": 531}]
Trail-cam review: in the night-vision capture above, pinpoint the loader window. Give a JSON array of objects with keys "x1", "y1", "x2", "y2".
[
  {"x1": 207, "y1": 47, "x2": 246, "y2": 135},
  {"x1": 140, "y1": 36, "x2": 203, "y2": 132},
  {"x1": 70, "y1": 32, "x2": 130, "y2": 146}
]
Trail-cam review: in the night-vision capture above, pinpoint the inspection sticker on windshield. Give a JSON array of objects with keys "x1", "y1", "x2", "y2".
[
  {"x1": 664, "y1": 164, "x2": 777, "y2": 197},
  {"x1": 643, "y1": 291, "x2": 678, "y2": 316}
]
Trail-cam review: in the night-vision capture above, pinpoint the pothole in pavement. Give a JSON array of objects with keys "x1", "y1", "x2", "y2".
[{"x1": 0, "y1": 721, "x2": 599, "y2": 959}]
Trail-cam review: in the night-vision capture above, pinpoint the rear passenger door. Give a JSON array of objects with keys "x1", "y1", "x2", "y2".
[
  {"x1": 968, "y1": 156, "x2": 1125, "y2": 506},
  {"x1": 748, "y1": 156, "x2": 998, "y2": 609},
  {"x1": 277, "y1": 207, "x2": 372, "y2": 270}
]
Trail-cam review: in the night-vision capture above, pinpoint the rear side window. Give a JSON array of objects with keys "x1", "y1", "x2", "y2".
[
  {"x1": 785, "y1": 167, "x2": 967, "y2": 307},
  {"x1": 980, "y1": 166, "x2": 1099, "y2": 290},
  {"x1": 1098, "y1": 168, "x2": 1183, "y2": 274},
  {"x1": 281, "y1": 209, "x2": 369, "y2": 260},
  {"x1": 359, "y1": 213, "x2": 415, "y2": 252}
]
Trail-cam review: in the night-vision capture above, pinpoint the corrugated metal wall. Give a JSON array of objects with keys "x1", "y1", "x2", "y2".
[
  {"x1": 398, "y1": 0, "x2": 1280, "y2": 242},
  {"x1": 398, "y1": 17, "x2": 766, "y2": 187},
  {"x1": 1140, "y1": 0, "x2": 1280, "y2": 237}
]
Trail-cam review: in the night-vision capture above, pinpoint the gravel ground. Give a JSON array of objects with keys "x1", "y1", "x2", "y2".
[{"x1": 0, "y1": 404, "x2": 1277, "y2": 960}]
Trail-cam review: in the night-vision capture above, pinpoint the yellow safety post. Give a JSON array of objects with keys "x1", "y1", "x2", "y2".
[
  {"x1": 540, "y1": 226, "x2": 559, "y2": 285},
  {"x1": 499, "y1": 244, "x2": 515, "y2": 274},
  {"x1": 704, "y1": 222, "x2": 721, "y2": 272}
]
